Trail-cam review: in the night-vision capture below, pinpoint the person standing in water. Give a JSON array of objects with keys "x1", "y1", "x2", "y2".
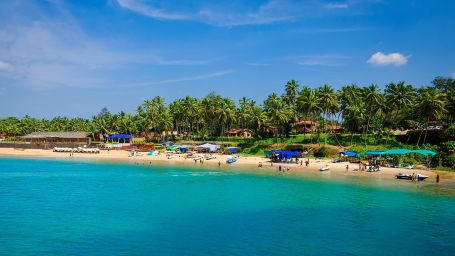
[{"x1": 436, "y1": 173, "x2": 440, "y2": 183}]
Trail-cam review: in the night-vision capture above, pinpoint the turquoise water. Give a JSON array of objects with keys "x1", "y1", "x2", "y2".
[{"x1": 0, "y1": 158, "x2": 454, "y2": 255}]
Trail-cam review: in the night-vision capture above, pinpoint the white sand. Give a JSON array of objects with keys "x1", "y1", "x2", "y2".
[{"x1": 1, "y1": 147, "x2": 451, "y2": 183}]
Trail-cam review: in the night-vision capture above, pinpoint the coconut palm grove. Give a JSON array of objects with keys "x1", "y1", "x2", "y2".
[{"x1": 1, "y1": 76, "x2": 455, "y2": 168}]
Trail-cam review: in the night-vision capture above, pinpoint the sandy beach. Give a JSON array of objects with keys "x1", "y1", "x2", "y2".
[{"x1": 1, "y1": 147, "x2": 453, "y2": 184}]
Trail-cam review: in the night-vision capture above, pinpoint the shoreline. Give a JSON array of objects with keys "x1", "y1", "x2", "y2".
[{"x1": 1, "y1": 147, "x2": 454, "y2": 185}]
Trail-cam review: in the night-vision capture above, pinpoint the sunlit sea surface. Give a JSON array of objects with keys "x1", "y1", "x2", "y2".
[{"x1": 1, "y1": 157, "x2": 454, "y2": 255}]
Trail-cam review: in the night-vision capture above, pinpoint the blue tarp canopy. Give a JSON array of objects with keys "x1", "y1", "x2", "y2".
[
  {"x1": 271, "y1": 150, "x2": 303, "y2": 159},
  {"x1": 177, "y1": 145, "x2": 191, "y2": 153},
  {"x1": 338, "y1": 151, "x2": 360, "y2": 158},
  {"x1": 197, "y1": 143, "x2": 220, "y2": 152},
  {"x1": 106, "y1": 134, "x2": 133, "y2": 139}
]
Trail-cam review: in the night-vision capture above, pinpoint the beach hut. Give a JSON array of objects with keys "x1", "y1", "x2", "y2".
[
  {"x1": 196, "y1": 143, "x2": 220, "y2": 152},
  {"x1": 106, "y1": 134, "x2": 133, "y2": 144},
  {"x1": 20, "y1": 132, "x2": 91, "y2": 148},
  {"x1": 224, "y1": 147, "x2": 241, "y2": 155},
  {"x1": 269, "y1": 150, "x2": 302, "y2": 162},
  {"x1": 177, "y1": 145, "x2": 192, "y2": 153},
  {"x1": 338, "y1": 151, "x2": 360, "y2": 163}
]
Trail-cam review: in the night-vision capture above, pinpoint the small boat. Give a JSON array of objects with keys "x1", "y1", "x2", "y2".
[
  {"x1": 226, "y1": 157, "x2": 237, "y2": 164},
  {"x1": 204, "y1": 156, "x2": 217, "y2": 160},
  {"x1": 396, "y1": 173, "x2": 429, "y2": 181},
  {"x1": 320, "y1": 165, "x2": 330, "y2": 171}
]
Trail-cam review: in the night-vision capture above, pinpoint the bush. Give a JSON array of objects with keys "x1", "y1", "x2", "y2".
[{"x1": 313, "y1": 146, "x2": 338, "y2": 158}]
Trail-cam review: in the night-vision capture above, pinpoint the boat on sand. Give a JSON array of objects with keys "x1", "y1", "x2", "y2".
[
  {"x1": 395, "y1": 173, "x2": 428, "y2": 181},
  {"x1": 320, "y1": 165, "x2": 330, "y2": 171}
]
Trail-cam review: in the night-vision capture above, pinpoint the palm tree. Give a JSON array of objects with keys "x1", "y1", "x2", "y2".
[
  {"x1": 316, "y1": 84, "x2": 338, "y2": 144},
  {"x1": 362, "y1": 84, "x2": 385, "y2": 144},
  {"x1": 264, "y1": 93, "x2": 292, "y2": 140},
  {"x1": 416, "y1": 88, "x2": 446, "y2": 145},
  {"x1": 385, "y1": 82, "x2": 416, "y2": 128},
  {"x1": 283, "y1": 80, "x2": 299, "y2": 106},
  {"x1": 297, "y1": 86, "x2": 322, "y2": 142}
]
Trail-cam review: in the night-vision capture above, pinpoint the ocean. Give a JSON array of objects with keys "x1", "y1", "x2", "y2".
[{"x1": 0, "y1": 157, "x2": 454, "y2": 255}]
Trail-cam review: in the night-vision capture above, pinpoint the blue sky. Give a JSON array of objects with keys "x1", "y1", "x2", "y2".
[{"x1": 1, "y1": 0, "x2": 454, "y2": 118}]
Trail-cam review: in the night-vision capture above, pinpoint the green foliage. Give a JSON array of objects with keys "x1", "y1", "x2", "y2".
[
  {"x1": 1, "y1": 77, "x2": 454, "y2": 149},
  {"x1": 313, "y1": 146, "x2": 338, "y2": 158}
]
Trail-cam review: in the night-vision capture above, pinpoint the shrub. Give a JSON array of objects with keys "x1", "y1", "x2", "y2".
[{"x1": 313, "y1": 146, "x2": 338, "y2": 158}]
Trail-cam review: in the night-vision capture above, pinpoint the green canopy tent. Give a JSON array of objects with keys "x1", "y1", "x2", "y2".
[
  {"x1": 381, "y1": 149, "x2": 413, "y2": 155},
  {"x1": 411, "y1": 149, "x2": 437, "y2": 156},
  {"x1": 379, "y1": 148, "x2": 437, "y2": 168}
]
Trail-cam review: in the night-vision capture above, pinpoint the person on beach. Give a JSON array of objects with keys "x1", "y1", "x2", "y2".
[
  {"x1": 258, "y1": 162, "x2": 263, "y2": 168},
  {"x1": 411, "y1": 173, "x2": 415, "y2": 182},
  {"x1": 218, "y1": 161, "x2": 221, "y2": 167},
  {"x1": 436, "y1": 173, "x2": 440, "y2": 183},
  {"x1": 346, "y1": 164, "x2": 349, "y2": 172},
  {"x1": 279, "y1": 165, "x2": 282, "y2": 172},
  {"x1": 300, "y1": 160, "x2": 303, "y2": 166}
]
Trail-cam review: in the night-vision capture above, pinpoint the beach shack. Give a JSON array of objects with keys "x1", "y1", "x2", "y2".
[
  {"x1": 177, "y1": 145, "x2": 192, "y2": 153},
  {"x1": 226, "y1": 129, "x2": 252, "y2": 138},
  {"x1": 20, "y1": 132, "x2": 91, "y2": 148},
  {"x1": 105, "y1": 134, "x2": 133, "y2": 144},
  {"x1": 268, "y1": 150, "x2": 303, "y2": 162},
  {"x1": 196, "y1": 143, "x2": 220, "y2": 152},
  {"x1": 338, "y1": 151, "x2": 360, "y2": 163},
  {"x1": 224, "y1": 147, "x2": 241, "y2": 155},
  {"x1": 295, "y1": 120, "x2": 315, "y2": 133}
]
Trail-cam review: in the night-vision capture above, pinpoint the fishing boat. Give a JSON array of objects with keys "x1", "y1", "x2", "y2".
[
  {"x1": 395, "y1": 173, "x2": 429, "y2": 181},
  {"x1": 320, "y1": 165, "x2": 330, "y2": 171},
  {"x1": 226, "y1": 157, "x2": 237, "y2": 164}
]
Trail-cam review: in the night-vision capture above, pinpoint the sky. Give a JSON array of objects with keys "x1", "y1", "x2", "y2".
[{"x1": 0, "y1": 0, "x2": 455, "y2": 118}]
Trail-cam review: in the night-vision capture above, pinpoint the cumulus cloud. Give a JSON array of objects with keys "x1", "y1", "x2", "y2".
[{"x1": 367, "y1": 52, "x2": 409, "y2": 67}]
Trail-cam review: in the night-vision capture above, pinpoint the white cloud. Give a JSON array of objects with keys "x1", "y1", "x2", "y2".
[
  {"x1": 0, "y1": 60, "x2": 13, "y2": 72},
  {"x1": 128, "y1": 70, "x2": 233, "y2": 87},
  {"x1": 116, "y1": 0, "x2": 303, "y2": 27},
  {"x1": 0, "y1": 20, "x2": 211, "y2": 89},
  {"x1": 367, "y1": 52, "x2": 409, "y2": 67},
  {"x1": 116, "y1": 0, "x2": 188, "y2": 20},
  {"x1": 325, "y1": 3, "x2": 349, "y2": 9}
]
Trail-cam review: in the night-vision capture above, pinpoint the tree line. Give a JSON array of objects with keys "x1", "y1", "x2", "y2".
[{"x1": 1, "y1": 76, "x2": 454, "y2": 145}]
